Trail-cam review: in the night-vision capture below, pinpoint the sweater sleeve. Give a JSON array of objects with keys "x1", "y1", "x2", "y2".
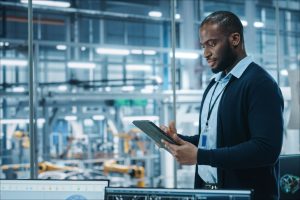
[
  {"x1": 197, "y1": 78, "x2": 284, "y2": 169},
  {"x1": 178, "y1": 134, "x2": 199, "y2": 147}
]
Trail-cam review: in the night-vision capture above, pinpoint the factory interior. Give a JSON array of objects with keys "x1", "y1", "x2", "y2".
[{"x1": 0, "y1": 0, "x2": 299, "y2": 199}]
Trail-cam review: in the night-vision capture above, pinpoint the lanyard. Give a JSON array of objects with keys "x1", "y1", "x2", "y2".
[{"x1": 205, "y1": 82, "x2": 228, "y2": 129}]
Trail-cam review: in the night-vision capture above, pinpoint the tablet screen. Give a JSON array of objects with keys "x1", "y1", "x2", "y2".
[{"x1": 132, "y1": 120, "x2": 179, "y2": 149}]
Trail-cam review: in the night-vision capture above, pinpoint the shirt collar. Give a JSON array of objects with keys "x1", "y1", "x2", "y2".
[{"x1": 211, "y1": 56, "x2": 253, "y2": 81}]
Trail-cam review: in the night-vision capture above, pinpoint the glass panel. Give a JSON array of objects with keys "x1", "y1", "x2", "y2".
[
  {"x1": 0, "y1": 6, "x2": 30, "y2": 179},
  {"x1": 1, "y1": 0, "x2": 298, "y2": 191}
]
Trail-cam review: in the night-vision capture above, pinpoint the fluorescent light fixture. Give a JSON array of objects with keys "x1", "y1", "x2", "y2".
[
  {"x1": 253, "y1": 21, "x2": 264, "y2": 28},
  {"x1": 96, "y1": 48, "x2": 130, "y2": 55},
  {"x1": 64, "y1": 116, "x2": 77, "y2": 121},
  {"x1": 20, "y1": 0, "x2": 71, "y2": 8},
  {"x1": 12, "y1": 86, "x2": 25, "y2": 92},
  {"x1": 149, "y1": 75, "x2": 162, "y2": 84},
  {"x1": 37, "y1": 118, "x2": 45, "y2": 124},
  {"x1": 0, "y1": 42, "x2": 4, "y2": 46},
  {"x1": 84, "y1": 119, "x2": 94, "y2": 127},
  {"x1": 175, "y1": 14, "x2": 181, "y2": 19},
  {"x1": 141, "y1": 85, "x2": 155, "y2": 93},
  {"x1": 122, "y1": 86, "x2": 135, "y2": 92},
  {"x1": 148, "y1": 11, "x2": 162, "y2": 18},
  {"x1": 126, "y1": 64, "x2": 152, "y2": 72},
  {"x1": 56, "y1": 45, "x2": 67, "y2": 50},
  {"x1": 131, "y1": 49, "x2": 143, "y2": 54},
  {"x1": 170, "y1": 51, "x2": 199, "y2": 59},
  {"x1": 241, "y1": 20, "x2": 248, "y2": 27},
  {"x1": 0, "y1": 119, "x2": 28, "y2": 124},
  {"x1": 105, "y1": 87, "x2": 111, "y2": 92},
  {"x1": 154, "y1": 76, "x2": 162, "y2": 84},
  {"x1": 0, "y1": 118, "x2": 45, "y2": 125},
  {"x1": 58, "y1": 85, "x2": 68, "y2": 91},
  {"x1": 81, "y1": 46, "x2": 86, "y2": 51},
  {"x1": 123, "y1": 115, "x2": 159, "y2": 122},
  {"x1": 0, "y1": 59, "x2": 27, "y2": 67},
  {"x1": 92, "y1": 115, "x2": 105, "y2": 121},
  {"x1": 280, "y1": 69, "x2": 288, "y2": 76},
  {"x1": 143, "y1": 50, "x2": 157, "y2": 55},
  {"x1": 67, "y1": 62, "x2": 96, "y2": 69},
  {"x1": 4, "y1": 42, "x2": 9, "y2": 46}
]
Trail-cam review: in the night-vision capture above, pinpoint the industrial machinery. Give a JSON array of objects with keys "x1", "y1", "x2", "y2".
[
  {"x1": 103, "y1": 160, "x2": 145, "y2": 187},
  {"x1": 1, "y1": 161, "x2": 79, "y2": 177}
]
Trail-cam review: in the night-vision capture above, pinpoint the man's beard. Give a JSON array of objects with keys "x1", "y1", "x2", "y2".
[{"x1": 211, "y1": 44, "x2": 236, "y2": 74}]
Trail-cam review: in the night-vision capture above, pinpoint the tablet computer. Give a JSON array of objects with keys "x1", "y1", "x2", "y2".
[{"x1": 132, "y1": 120, "x2": 180, "y2": 150}]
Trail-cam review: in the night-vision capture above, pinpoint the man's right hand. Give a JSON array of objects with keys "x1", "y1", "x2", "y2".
[{"x1": 160, "y1": 121, "x2": 177, "y2": 138}]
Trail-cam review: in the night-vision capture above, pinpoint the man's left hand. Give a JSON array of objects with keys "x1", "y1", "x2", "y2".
[{"x1": 162, "y1": 135, "x2": 198, "y2": 165}]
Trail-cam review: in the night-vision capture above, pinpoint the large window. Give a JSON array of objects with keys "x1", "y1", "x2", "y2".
[{"x1": 0, "y1": 0, "x2": 299, "y2": 189}]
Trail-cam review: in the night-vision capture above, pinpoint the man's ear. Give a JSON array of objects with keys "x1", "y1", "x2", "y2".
[{"x1": 230, "y1": 32, "x2": 240, "y2": 47}]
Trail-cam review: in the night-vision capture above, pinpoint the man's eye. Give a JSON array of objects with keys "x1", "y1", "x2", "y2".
[{"x1": 207, "y1": 40, "x2": 216, "y2": 47}]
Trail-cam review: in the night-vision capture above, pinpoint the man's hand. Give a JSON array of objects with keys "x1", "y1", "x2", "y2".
[
  {"x1": 160, "y1": 121, "x2": 177, "y2": 137},
  {"x1": 161, "y1": 121, "x2": 198, "y2": 165}
]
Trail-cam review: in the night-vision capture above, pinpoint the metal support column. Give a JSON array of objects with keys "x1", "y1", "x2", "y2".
[
  {"x1": 275, "y1": 0, "x2": 280, "y2": 85},
  {"x1": 28, "y1": 0, "x2": 38, "y2": 179}
]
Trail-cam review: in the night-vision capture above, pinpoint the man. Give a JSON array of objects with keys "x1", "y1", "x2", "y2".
[{"x1": 161, "y1": 11, "x2": 284, "y2": 200}]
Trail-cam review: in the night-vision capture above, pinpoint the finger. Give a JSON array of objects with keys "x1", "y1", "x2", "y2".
[
  {"x1": 160, "y1": 125, "x2": 168, "y2": 133},
  {"x1": 161, "y1": 139, "x2": 169, "y2": 146},
  {"x1": 165, "y1": 142, "x2": 179, "y2": 152},
  {"x1": 171, "y1": 134, "x2": 185, "y2": 145},
  {"x1": 169, "y1": 121, "x2": 177, "y2": 134},
  {"x1": 162, "y1": 140, "x2": 176, "y2": 152}
]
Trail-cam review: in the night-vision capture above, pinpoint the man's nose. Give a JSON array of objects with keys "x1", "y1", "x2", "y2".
[{"x1": 203, "y1": 48, "x2": 211, "y2": 59}]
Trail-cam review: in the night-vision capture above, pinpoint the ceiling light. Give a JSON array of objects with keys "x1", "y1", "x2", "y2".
[
  {"x1": 241, "y1": 20, "x2": 248, "y2": 27},
  {"x1": 122, "y1": 115, "x2": 159, "y2": 122},
  {"x1": 58, "y1": 85, "x2": 68, "y2": 91},
  {"x1": 148, "y1": 11, "x2": 162, "y2": 18},
  {"x1": 0, "y1": 59, "x2": 28, "y2": 67},
  {"x1": 12, "y1": 86, "x2": 25, "y2": 92},
  {"x1": 143, "y1": 50, "x2": 157, "y2": 55},
  {"x1": 122, "y1": 86, "x2": 135, "y2": 92},
  {"x1": 131, "y1": 49, "x2": 143, "y2": 54},
  {"x1": 56, "y1": 45, "x2": 67, "y2": 50},
  {"x1": 126, "y1": 64, "x2": 152, "y2": 72},
  {"x1": 0, "y1": 42, "x2": 4, "y2": 46},
  {"x1": 170, "y1": 51, "x2": 199, "y2": 59},
  {"x1": 175, "y1": 14, "x2": 181, "y2": 19},
  {"x1": 4, "y1": 42, "x2": 9, "y2": 46},
  {"x1": 105, "y1": 87, "x2": 111, "y2": 92},
  {"x1": 84, "y1": 119, "x2": 94, "y2": 127},
  {"x1": 64, "y1": 116, "x2": 77, "y2": 121},
  {"x1": 149, "y1": 75, "x2": 162, "y2": 84},
  {"x1": 193, "y1": 121, "x2": 199, "y2": 127},
  {"x1": 81, "y1": 46, "x2": 86, "y2": 51},
  {"x1": 280, "y1": 69, "x2": 288, "y2": 76},
  {"x1": 141, "y1": 85, "x2": 155, "y2": 93},
  {"x1": 96, "y1": 48, "x2": 130, "y2": 55},
  {"x1": 92, "y1": 115, "x2": 105, "y2": 121},
  {"x1": 0, "y1": 118, "x2": 45, "y2": 125},
  {"x1": 20, "y1": 0, "x2": 71, "y2": 8},
  {"x1": 67, "y1": 62, "x2": 96, "y2": 69},
  {"x1": 253, "y1": 21, "x2": 264, "y2": 28}
]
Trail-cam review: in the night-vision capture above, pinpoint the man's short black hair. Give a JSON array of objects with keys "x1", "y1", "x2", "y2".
[{"x1": 200, "y1": 11, "x2": 244, "y2": 43}]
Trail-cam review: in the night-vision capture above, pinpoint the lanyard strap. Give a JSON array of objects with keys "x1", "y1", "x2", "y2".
[{"x1": 206, "y1": 82, "x2": 228, "y2": 127}]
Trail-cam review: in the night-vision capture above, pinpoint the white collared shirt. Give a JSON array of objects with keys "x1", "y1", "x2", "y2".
[{"x1": 198, "y1": 56, "x2": 253, "y2": 184}]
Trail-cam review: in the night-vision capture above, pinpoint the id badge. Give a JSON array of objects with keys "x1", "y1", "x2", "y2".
[
  {"x1": 199, "y1": 125, "x2": 209, "y2": 148},
  {"x1": 200, "y1": 134, "x2": 207, "y2": 148}
]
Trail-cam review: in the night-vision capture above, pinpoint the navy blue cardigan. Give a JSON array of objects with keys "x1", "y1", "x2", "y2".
[{"x1": 179, "y1": 62, "x2": 284, "y2": 200}]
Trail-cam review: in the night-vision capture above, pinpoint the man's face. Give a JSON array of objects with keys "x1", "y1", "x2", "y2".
[{"x1": 200, "y1": 23, "x2": 235, "y2": 73}]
